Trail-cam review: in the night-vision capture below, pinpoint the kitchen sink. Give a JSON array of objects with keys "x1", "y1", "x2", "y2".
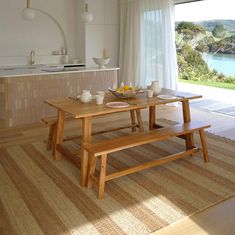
[{"x1": 0, "y1": 64, "x2": 45, "y2": 70}]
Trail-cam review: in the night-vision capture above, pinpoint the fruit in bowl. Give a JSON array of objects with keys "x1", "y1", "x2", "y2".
[
  {"x1": 109, "y1": 85, "x2": 141, "y2": 99},
  {"x1": 116, "y1": 85, "x2": 134, "y2": 92}
]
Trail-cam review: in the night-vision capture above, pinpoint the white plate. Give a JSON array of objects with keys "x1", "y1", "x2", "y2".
[
  {"x1": 157, "y1": 94, "x2": 178, "y2": 100},
  {"x1": 106, "y1": 102, "x2": 129, "y2": 108}
]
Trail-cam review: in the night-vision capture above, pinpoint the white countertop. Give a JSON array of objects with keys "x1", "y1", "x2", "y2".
[{"x1": 0, "y1": 65, "x2": 119, "y2": 78}]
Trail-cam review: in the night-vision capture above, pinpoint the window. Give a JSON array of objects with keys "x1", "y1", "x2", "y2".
[{"x1": 175, "y1": 0, "x2": 235, "y2": 89}]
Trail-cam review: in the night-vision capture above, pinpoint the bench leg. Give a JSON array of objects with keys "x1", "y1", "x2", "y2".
[
  {"x1": 130, "y1": 110, "x2": 136, "y2": 132},
  {"x1": 199, "y1": 129, "x2": 209, "y2": 162},
  {"x1": 87, "y1": 154, "x2": 97, "y2": 188},
  {"x1": 98, "y1": 154, "x2": 107, "y2": 199},
  {"x1": 47, "y1": 123, "x2": 56, "y2": 151},
  {"x1": 135, "y1": 109, "x2": 144, "y2": 132}
]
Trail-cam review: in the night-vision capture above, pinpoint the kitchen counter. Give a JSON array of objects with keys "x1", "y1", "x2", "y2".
[
  {"x1": 0, "y1": 65, "x2": 119, "y2": 78},
  {"x1": 0, "y1": 68, "x2": 119, "y2": 127}
]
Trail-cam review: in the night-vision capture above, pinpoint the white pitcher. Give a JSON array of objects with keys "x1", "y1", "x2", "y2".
[
  {"x1": 79, "y1": 90, "x2": 92, "y2": 103},
  {"x1": 150, "y1": 81, "x2": 161, "y2": 95}
]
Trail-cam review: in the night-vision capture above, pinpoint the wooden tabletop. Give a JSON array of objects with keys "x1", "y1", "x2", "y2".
[{"x1": 44, "y1": 88, "x2": 202, "y2": 119}]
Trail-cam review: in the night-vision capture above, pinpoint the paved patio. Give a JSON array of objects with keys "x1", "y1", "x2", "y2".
[{"x1": 178, "y1": 82, "x2": 235, "y2": 106}]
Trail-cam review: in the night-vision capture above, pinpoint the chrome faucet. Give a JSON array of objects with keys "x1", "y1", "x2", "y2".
[{"x1": 29, "y1": 50, "x2": 35, "y2": 65}]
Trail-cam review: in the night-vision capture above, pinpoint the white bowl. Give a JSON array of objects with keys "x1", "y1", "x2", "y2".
[{"x1": 93, "y1": 57, "x2": 111, "y2": 69}]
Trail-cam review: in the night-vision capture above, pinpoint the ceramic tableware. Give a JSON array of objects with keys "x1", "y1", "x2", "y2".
[
  {"x1": 96, "y1": 91, "x2": 105, "y2": 97},
  {"x1": 157, "y1": 94, "x2": 178, "y2": 100},
  {"x1": 79, "y1": 90, "x2": 92, "y2": 103},
  {"x1": 95, "y1": 95, "x2": 104, "y2": 105},
  {"x1": 106, "y1": 102, "x2": 129, "y2": 108},
  {"x1": 150, "y1": 81, "x2": 161, "y2": 95},
  {"x1": 147, "y1": 89, "x2": 154, "y2": 98}
]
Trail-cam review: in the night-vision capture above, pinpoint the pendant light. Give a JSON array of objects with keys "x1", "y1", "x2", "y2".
[
  {"x1": 81, "y1": 3, "x2": 93, "y2": 23},
  {"x1": 21, "y1": 0, "x2": 68, "y2": 55},
  {"x1": 22, "y1": 0, "x2": 35, "y2": 20}
]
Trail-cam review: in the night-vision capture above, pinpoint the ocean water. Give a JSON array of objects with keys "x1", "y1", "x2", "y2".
[{"x1": 205, "y1": 53, "x2": 235, "y2": 77}]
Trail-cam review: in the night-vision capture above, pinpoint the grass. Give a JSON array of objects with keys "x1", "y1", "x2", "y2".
[{"x1": 179, "y1": 79, "x2": 235, "y2": 90}]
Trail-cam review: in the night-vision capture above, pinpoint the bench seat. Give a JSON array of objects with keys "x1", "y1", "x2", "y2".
[
  {"x1": 85, "y1": 121, "x2": 211, "y2": 199},
  {"x1": 42, "y1": 109, "x2": 144, "y2": 151}
]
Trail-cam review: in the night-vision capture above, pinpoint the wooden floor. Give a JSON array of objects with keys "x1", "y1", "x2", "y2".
[
  {"x1": 154, "y1": 197, "x2": 235, "y2": 235},
  {"x1": 1, "y1": 103, "x2": 235, "y2": 234}
]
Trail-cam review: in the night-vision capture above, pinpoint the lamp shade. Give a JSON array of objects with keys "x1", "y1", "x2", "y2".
[
  {"x1": 81, "y1": 3, "x2": 93, "y2": 23},
  {"x1": 22, "y1": 7, "x2": 35, "y2": 20},
  {"x1": 81, "y1": 11, "x2": 93, "y2": 23}
]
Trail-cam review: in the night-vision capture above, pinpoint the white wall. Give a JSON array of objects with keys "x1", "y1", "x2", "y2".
[
  {"x1": 0, "y1": 0, "x2": 119, "y2": 67},
  {"x1": 85, "y1": 0, "x2": 119, "y2": 67},
  {"x1": 75, "y1": 0, "x2": 86, "y2": 64},
  {"x1": 0, "y1": 0, "x2": 78, "y2": 65}
]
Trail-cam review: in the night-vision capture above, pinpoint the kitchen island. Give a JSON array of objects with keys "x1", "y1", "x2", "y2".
[{"x1": 0, "y1": 67, "x2": 118, "y2": 128}]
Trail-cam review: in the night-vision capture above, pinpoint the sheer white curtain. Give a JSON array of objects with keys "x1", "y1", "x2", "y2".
[{"x1": 119, "y1": 0, "x2": 178, "y2": 89}]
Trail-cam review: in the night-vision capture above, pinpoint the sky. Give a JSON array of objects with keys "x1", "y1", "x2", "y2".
[{"x1": 175, "y1": 0, "x2": 235, "y2": 22}]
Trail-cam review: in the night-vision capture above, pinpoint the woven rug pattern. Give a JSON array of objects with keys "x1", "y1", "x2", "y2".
[{"x1": 0, "y1": 129, "x2": 235, "y2": 234}]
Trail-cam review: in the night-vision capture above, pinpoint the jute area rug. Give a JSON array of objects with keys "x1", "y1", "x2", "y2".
[{"x1": 1, "y1": 122, "x2": 235, "y2": 234}]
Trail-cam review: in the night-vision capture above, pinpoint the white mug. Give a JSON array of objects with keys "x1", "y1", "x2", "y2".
[
  {"x1": 96, "y1": 91, "x2": 105, "y2": 97},
  {"x1": 147, "y1": 89, "x2": 154, "y2": 98},
  {"x1": 95, "y1": 95, "x2": 104, "y2": 105}
]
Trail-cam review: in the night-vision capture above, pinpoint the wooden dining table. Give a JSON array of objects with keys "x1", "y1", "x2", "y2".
[{"x1": 44, "y1": 88, "x2": 202, "y2": 187}]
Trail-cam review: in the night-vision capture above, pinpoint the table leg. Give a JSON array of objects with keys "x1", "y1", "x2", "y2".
[
  {"x1": 149, "y1": 106, "x2": 156, "y2": 130},
  {"x1": 182, "y1": 100, "x2": 195, "y2": 149},
  {"x1": 53, "y1": 110, "x2": 65, "y2": 161},
  {"x1": 136, "y1": 109, "x2": 144, "y2": 132},
  {"x1": 130, "y1": 110, "x2": 136, "y2": 132},
  {"x1": 81, "y1": 117, "x2": 92, "y2": 187}
]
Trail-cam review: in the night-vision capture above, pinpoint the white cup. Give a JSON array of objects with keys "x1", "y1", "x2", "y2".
[
  {"x1": 96, "y1": 91, "x2": 105, "y2": 97},
  {"x1": 147, "y1": 89, "x2": 154, "y2": 98},
  {"x1": 95, "y1": 95, "x2": 104, "y2": 105}
]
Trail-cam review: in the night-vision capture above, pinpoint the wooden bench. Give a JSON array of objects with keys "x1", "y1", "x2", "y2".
[
  {"x1": 42, "y1": 109, "x2": 144, "y2": 151},
  {"x1": 41, "y1": 114, "x2": 74, "y2": 150},
  {"x1": 85, "y1": 121, "x2": 211, "y2": 199}
]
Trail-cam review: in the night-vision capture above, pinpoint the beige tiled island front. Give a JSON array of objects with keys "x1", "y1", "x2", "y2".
[{"x1": 0, "y1": 68, "x2": 118, "y2": 128}]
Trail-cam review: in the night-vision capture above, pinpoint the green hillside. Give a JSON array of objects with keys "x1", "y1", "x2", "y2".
[
  {"x1": 198, "y1": 20, "x2": 235, "y2": 33},
  {"x1": 175, "y1": 20, "x2": 235, "y2": 88},
  {"x1": 176, "y1": 20, "x2": 235, "y2": 34}
]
